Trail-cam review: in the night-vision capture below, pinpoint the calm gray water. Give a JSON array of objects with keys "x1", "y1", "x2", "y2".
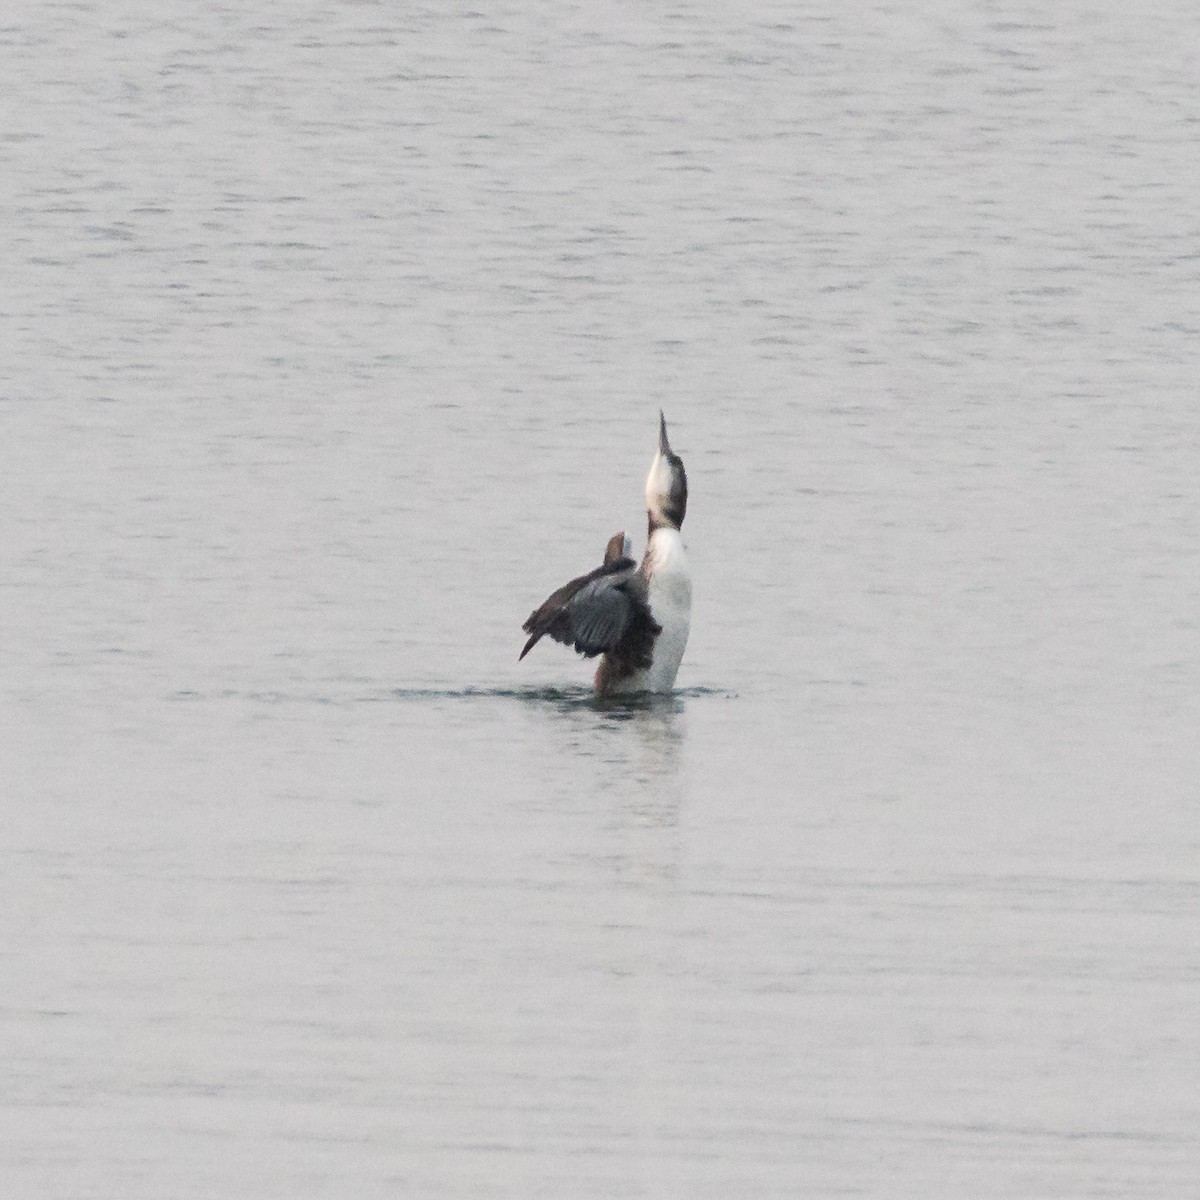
[{"x1": 4, "y1": 2, "x2": 1199, "y2": 1196}]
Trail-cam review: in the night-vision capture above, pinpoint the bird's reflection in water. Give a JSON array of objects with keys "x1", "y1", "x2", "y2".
[
  {"x1": 522, "y1": 688, "x2": 698, "y2": 892},
  {"x1": 555, "y1": 694, "x2": 685, "y2": 801},
  {"x1": 602, "y1": 699, "x2": 687, "y2": 893},
  {"x1": 622, "y1": 699, "x2": 686, "y2": 823}
]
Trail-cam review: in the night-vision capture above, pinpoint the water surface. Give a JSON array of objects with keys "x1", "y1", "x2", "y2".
[{"x1": 4, "y1": 2, "x2": 1199, "y2": 1196}]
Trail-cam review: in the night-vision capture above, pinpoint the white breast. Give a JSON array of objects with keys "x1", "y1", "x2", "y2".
[{"x1": 608, "y1": 527, "x2": 692, "y2": 694}]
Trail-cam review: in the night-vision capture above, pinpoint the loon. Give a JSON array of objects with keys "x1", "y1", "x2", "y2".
[{"x1": 520, "y1": 412, "x2": 692, "y2": 695}]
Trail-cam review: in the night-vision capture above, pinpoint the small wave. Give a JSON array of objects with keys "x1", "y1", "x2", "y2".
[
  {"x1": 168, "y1": 685, "x2": 736, "y2": 707},
  {"x1": 387, "y1": 684, "x2": 737, "y2": 705}
]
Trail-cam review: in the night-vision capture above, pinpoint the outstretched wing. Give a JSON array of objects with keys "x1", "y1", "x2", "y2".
[{"x1": 520, "y1": 555, "x2": 657, "y2": 662}]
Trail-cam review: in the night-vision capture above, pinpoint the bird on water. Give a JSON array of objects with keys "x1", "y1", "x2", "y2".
[{"x1": 519, "y1": 413, "x2": 692, "y2": 695}]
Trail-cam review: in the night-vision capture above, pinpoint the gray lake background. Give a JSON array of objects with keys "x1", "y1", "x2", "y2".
[{"x1": 4, "y1": 2, "x2": 1199, "y2": 1196}]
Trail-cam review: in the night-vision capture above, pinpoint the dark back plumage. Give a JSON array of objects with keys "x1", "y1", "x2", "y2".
[{"x1": 603, "y1": 531, "x2": 628, "y2": 564}]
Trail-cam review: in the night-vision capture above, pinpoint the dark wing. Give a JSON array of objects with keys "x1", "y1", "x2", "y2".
[
  {"x1": 603, "y1": 531, "x2": 628, "y2": 564},
  {"x1": 520, "y1": 556, "x2": 656, "y2": 661}
]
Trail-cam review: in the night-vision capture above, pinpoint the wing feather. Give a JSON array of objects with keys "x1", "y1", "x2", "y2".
[{"x1": 520, "y1": 557, "x2": 649, "y2": 661}]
